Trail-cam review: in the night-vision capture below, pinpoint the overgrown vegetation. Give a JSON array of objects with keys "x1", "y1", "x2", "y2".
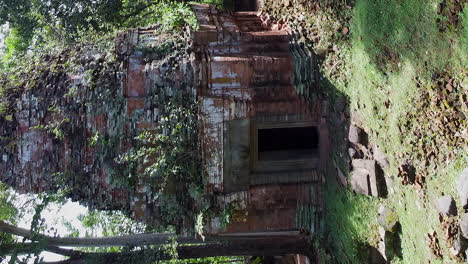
[
  {"x1": 0, "y1": 0, "x2": 198, "y2": 69},
  {"x1": 0, "y1": 0, "x2": 206, "y2": 234},
  {"x1": 117, "y1": 100, "x2": 209, "y2": 230},
  {"x1": 0, "y1": 5, "x2": 241, "y2": 259}
]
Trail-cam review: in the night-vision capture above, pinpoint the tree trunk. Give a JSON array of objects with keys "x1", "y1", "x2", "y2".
[
  {"x1": 0, "y1": 220, "x2": 198, "y2": 247},
  {"x1": 1, "y1": 220, "x2": 313, "y2": 264},
  {"x1": 44, "y1": 236, "x2": 311, "y2": 264},
  {"x1": 0, "y1": 220, "x2": 304, "y2": 248}
]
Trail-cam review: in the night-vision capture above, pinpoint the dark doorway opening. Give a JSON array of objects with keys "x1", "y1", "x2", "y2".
[
  {"x1": 258, "y1": 126, "x2": 319, "y2": 161},
  {"x1": 234, "y1": 0, "x2": 256, "y2": 11}
]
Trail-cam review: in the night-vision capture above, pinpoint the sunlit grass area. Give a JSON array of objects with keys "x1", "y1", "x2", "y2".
[{"x1": 316, "y1": 0, "x2": 467, "y2": 262}]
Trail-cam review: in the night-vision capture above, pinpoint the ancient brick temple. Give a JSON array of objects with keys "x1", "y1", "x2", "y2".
[
  {"x1": 0, "y1": 0, "x2": 327, "y2": 245},
  {"x1": 192, "y1": 3, "x2": 327, "y2": 234}
]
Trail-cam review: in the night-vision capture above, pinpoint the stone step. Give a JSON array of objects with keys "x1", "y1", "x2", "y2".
[
  {"x1": 239, "y1": 31, "x2": 291, "y2": 43},
  {"x1": 208, "y1": 42, "x2": 290, "y2": 55},
  {"x1": 207, "y1": 82, "x2": 296, "y2": 96},
  {"x1": 209, "y1": 53, "x2": 292, "y2": 62},
  {"x1": 234, "y1": 17, "x2": 268, "y2": 32},
  {"x1": 210, "y1": 31, "x2": 290, "y2": 43},
  {"x1": 233, "y1": 11, "x2": 259, "y2": 17}
]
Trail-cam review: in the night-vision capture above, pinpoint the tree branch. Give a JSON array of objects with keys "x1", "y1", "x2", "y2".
[
  {"x1": 41, "y1": 237, "x2": 310, "y2": 264},
  {"x1": 120, "y1": 1, "x2": 157, "y2": 20},
  {"x1": 1, "y1": 220, "x2": 305, "y2": 248},
  {"x1": 0, "y1": 242, "x2": 83, "y2": 257}
]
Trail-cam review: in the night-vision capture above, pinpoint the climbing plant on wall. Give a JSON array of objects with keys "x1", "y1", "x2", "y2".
[{"x1": 117, "y1": 96, "x2": 208, "y2": 231}]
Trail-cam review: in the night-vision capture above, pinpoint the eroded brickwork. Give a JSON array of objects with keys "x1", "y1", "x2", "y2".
[
  {"x1": 0, "y1": 3, "x2": 326, "y2": 236},
  {"x1": 0, "y1": 28, "x2": 195, "y2": 220},
  {"x1": 192, "y1": 4, "x2": 326, "y2": 233}
]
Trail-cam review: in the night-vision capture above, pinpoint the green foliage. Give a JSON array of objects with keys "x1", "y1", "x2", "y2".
[
  {"x1": 0, "y1": 183, "x2": 18, "y2": 256},
  {"x1": 0, "y1": 183, "x2": 17, "y2": 223},
  {"x1": 1, "y1": 28, "x2": 31, "y2": 68},
  {"x1": 219, "y1": 205, "x2": 234, "y2": 231},
  {"x1": 119, "y1": 101, "x2": 199, "y2": 192},
  {"x1": 118, "y1": 0, "x2": 196, "y2": 30},
  {"x1": 78, "y1": 210, "x2": 146, "y2": 237},
  {"x1": 151, "y1": 2, "x2": 198, "y2": 31},
  {"x1": 32, "y1": 118, "x2": 70, "y2": 140},
  {"x1": 162, "y1": 236, "x2": 179, "y2": 264},
  {"x1": 0, "y1": 0, "x2": 199, "y2": 70},
  {"x1": 137, "y1": 102, "x2": 198, "y2": 190},
  {"x1": 117, "y1": 99, "x2": 205, "y2": 230},
  {"x1": 88, "y1": 132, "x2": 102, "y2": 147}
]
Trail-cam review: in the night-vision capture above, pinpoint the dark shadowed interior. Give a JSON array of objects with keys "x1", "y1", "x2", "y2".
[
  {"x1": 235, "y1": 0, "x2": 256, "y2": 11},
  {"x1": 258, "y1": 126, "x2": 319, "y2": 161}
]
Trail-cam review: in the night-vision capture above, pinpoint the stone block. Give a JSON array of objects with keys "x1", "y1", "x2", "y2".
[
  {"x1": 348, "y1": 124, "x2": 366, "y2": 145},
  {"x1": 377, "y1": 226, "x2": 401, "y2": 261},
  {"x1": 435, "y1": 195, "x2": 457, "y2": 216},
  {"x1": 456, "y1": 168, "x2": 468, "y2": 209},
  {"x1": 127, "y1": 57, "x2": 146, "y2": 97},
  {"x1": 460, "y1": 213, "x2": 468, "y2": 240},
  {"x1": 192, "y1": 31, "x2": 218, "y2": 45},
  {"x1": 372, "y1": 143, "x2": 389, "y2": 168},
  {"x1": 351, "y1": 159, "x2": 386, "y2": 197},
  {"x1": 350, "y1": 168, "x2": 370, "y2": 196},
  {"x1": 377, "y1": 205, "x2": 398, "y2": 232}
]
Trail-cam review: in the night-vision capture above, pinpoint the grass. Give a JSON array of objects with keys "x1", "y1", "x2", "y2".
[
  {"x1": 352, "y1": 0, "x2": 455, "y2": 74},
  {"x1": 344, "y1": 0, "x2": 467, "y2": 175},
  {"x1": 330, "y1": 0, "x2": 468, "y2": 263},
  {"x1": 308, "y1": 0, "x2": 468, "y2": 262},
  {"x1": 323, "y1": 162, "x2": 380, "y2": 263}
]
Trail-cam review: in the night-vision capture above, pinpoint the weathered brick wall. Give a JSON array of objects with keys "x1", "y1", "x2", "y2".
[
  {"x1": 0, "y1": 28, "x2": 195, "y2": 221},
  {"x1": 1, "y1": 3, "x2": 326, "y2": 236},
  {"x1": 192, "y1": 4, "x2": 325, "y2": 234}
]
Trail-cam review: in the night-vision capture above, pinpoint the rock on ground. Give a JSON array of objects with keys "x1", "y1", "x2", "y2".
[
  {"x1": 348, "y1": 124, "x2": 365, "y2": 145},
  {"x1": 378, "y1": 226, "x2": 400, "y2": 261},
  {"x1": 457, "y1": 168, "x2": 468, "y2": 209},
  {"x1": 350, "y1": 167, "x2": 370, "y2": 195},
  {"x1": 378, "y1": 205, "x2": 398, "y2": 232},
  {"x1": 350, "y1": 159, "x2": 387, "y2": 197},
  {"x1": 450, "y1": 234, "x2": 468, "y2": 257},
  {"x1": 435, "y1": 195, "x2": 457, "y2": 216},
  {"x1": 372, "y1": 143, "x2": 389, "y2": 168},
  {"x1": 348, "y1": 147, "x2": 358, "y2": 159},
  {"x1": 460, "y1": 213, "x2": 468, "y2": 240}
]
